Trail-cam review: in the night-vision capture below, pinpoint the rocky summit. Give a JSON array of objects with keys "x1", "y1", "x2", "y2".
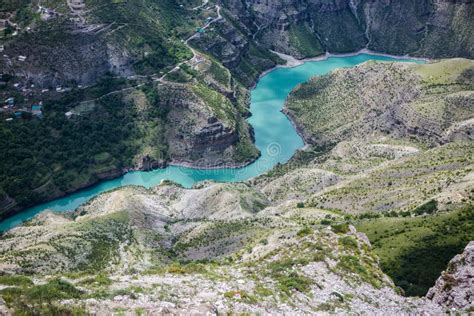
[{"x1": 0, "y1": 0, "x2": 473, "y2": 315}]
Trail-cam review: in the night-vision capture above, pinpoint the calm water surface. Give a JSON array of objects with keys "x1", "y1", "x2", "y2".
[{"x1": 0, "y1": 54, "x2": 423, "y2": 232}]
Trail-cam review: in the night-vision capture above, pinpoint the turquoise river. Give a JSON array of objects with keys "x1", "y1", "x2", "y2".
[{"x1": 0, "y1": 53, "x2": 423, "y2": 232}]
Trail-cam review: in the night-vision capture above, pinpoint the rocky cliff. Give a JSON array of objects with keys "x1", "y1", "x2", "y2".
[
  {"x1": 219, "y1": 0, "x2": 474, "y2": 59},
  {"x1": 0, "y1": 0, "x2": 197, "y2": 88},
  {"x1": 427, "y1": 241, "x2": 474, "y2": 311}
]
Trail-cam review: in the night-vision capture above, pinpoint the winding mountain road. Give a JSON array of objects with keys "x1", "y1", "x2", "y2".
[{"x1": 156, "y1": 4, "x2": 222, "y2": 82}]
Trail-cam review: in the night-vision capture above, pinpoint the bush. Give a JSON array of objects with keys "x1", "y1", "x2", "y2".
[
  {"x1": 339, "y1": 236, "x2": 358, "y2": 250},
  {"x1": 413, "y1": 200, "x2": 438, "y2": 215},
  {"x1": 331, "y1": 223, "x2": 350, "y2": 234},
  {"x1": 276, "y1": 272, "x2": 312, "y2": 294},
  {"x1": 1, "y1": 279, "x2": 84, "y2": 314},
  {"x1": 297, "y1": 226, "x2": 312, "y2": 237}
]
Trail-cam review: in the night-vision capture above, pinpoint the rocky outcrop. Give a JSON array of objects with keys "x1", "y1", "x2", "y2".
[
  {"x1": 426, "y1": 241, "x2": 474, "y2": 311},
  {"x1": 190, "y1": 17, "x2": 281, "y2": 86},
  {"x1": 158, "y1": 83, "x2": 259, "y2": 168}
]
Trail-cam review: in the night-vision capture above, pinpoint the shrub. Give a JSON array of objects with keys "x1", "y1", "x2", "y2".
[
  {"x1": 331, "y1": 223, "x2": 350, "y2": 234},
  {"x1": 276, "y1": 272, "x2": 312, "y2": 294},
  {"x1": 413, "y1": 200, "x2": 438, "y2": 215},
  {"x1": 297, "y1": 226, "x2": 312, "y2": 237},
  {"x1": 1, "y1": 279, "x2": 83, "y2": 313},
  {"x1": 339, "y1": 236, "x2": 358, "y2": 250},
  {"x1": 337, "y1": 255, "x2": 381, "y2": 288}
]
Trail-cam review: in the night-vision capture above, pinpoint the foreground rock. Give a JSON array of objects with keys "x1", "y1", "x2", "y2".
[{"x1": 427, "y1": 241, "x2": 474, "y2": 311}]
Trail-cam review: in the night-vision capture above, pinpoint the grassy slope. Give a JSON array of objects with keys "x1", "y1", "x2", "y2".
[
  {"x1": 356, "y1": 205, "x2": 473, "y2": 296},
  {"x1": 288, "y1": 22, "x2": 324, "y2": 58},
  {"x1": 309, "y1": 141, "x2": 473, "y2": 214},
  {"x1": 280, "y1": 60, "x2": 473, "y2": 295}
]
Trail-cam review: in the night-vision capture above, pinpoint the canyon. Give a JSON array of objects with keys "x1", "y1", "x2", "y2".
[{"x1": 0, "y1": 0, "x2": 472, "y2": 314}]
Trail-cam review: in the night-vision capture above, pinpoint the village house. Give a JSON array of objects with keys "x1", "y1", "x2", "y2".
[
  {"x1": 31, "y1": 104, "x2": 43, "y2": 117},
  {"x1": 39, "y1": 7, "x2": 57, "y2": 21},
  {"x1": 5, "y1": 97, "x2": 14, "y2": 107}
]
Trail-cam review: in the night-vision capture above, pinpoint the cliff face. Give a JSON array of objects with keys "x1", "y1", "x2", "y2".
[
  {"x1": 189, "y1": 17, "x2": 283, "y2": 86},
  {"x1": 157, "y1": 82, "x2": 259, "y2": 168},
  {"x1": 219, "y1": 0, "x2": 474, "y2": 59},
  {"x1": 0, "y1": 25, "x2": 112, "y2": 88},
  {"x1": 2, "y1": 0, "x2": 472, "y2": 90},
  {"x1": 427, "y1": 241, "x2": 474, "y2": 311}
]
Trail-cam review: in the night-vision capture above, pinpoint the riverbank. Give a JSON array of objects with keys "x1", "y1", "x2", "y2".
[
  {"x1": 0, "y1": 151, "x2": 262, "y2": 224},
  {"x1": 281, "y1": 108, "x2": 312, "y2": 147},
  {"x1": 265, "y1": 49, "x2": 430, "y2": 149}
]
